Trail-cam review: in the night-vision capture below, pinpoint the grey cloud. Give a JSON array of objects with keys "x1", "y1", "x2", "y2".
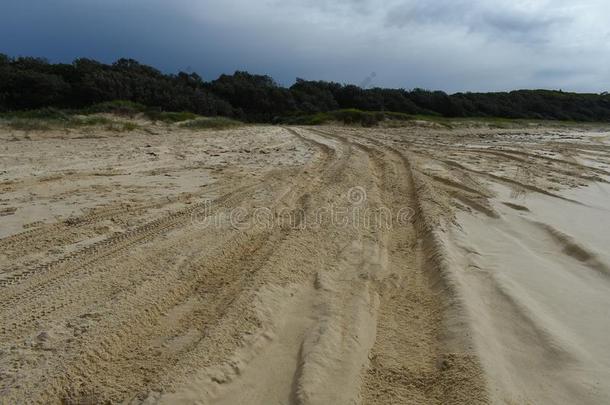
[
  {"x1": 287, "y1": 0, "x2": 374, "y2": 14},
  {"x1": 385, "y1": 1, "x2": 569, "y2": 43},
  {"x1": 0, "y1": 0, "x2": 609, "y2": 93},
  {"x1": 480, "y1": 11, "x2": 568, "y2": 42},
  {"x1": 385, "y1": 0, "x2": 472, "y2": 26}
]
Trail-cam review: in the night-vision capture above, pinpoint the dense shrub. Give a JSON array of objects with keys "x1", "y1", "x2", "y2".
[
  {"x1": 0, "y1": 55, "x2": 231, "y2": 116},
  {"x1": 1, "y1": 53, "x2": 610, "y2": 122},
  {"x1": 83, "y1": 100, "x2": 147, "y2": 116}
]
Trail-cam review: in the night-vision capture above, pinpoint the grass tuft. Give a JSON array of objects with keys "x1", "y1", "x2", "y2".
[
  {"x1": 104, "y1": 122, "x2": 140, "y2": 132},
  {"x1": 5, "y1": 119, "x2": 52, "y2": 131},
  {"x1": 83, "y1": 100, "x2": 147, "y2": 116},
  {"x1": 278, "y1": 109, "x2": 405, "y2": 127},
  {"x1": 0, "y1": 108, "x2": 140, "y2": 132},
  {"x1": 145, "y1": 110, "x2": 199, "y2": 123}
]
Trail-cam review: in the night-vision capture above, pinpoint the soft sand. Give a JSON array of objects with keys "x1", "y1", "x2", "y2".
[{"x1": 1, "y1": 121, "x2": 609, "y2": 404}]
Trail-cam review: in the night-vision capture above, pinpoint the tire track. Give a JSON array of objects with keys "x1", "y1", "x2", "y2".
[
  {"x1": 0, "y1": 181, "x2": 256, "y2": 289},
  {"x1": 0, "y1": 183, "x2": 266, "y2": 340},
  {"x1": 296, "y1": 128, "x2": 488, "y2": 403},
  {"x1": 0, "y1": 182, "x2": 235, "y2": 265},
  {"x1": 0, "y1": 126, "x2": 348, "y2": 403},
  {"x1": 144, "y1": 127, "x2": 379, "y2": 404}
]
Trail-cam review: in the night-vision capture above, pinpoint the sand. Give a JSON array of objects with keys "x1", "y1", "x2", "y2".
[{"x1": 0, "y1": 121, "x2": 609, "y2": 404}]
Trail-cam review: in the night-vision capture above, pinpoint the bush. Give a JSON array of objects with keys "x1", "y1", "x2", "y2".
[
  {"x1": 0, "y1": 107, "x2": 69, "y2": 131},
  {"x1": 144, "y1": 110, "x2": 199, "y2": 123},
  {"x1": 2, "y1": 107, "x2": 70, "y2": 121},
  {"x1": 277, "y1": 109, "x2": 404, "y2": 127},
  {"x1": 2, "y1": 54, "x2": 610, "y2": 123},
  {"x1": 0, "y1": 107, "x2": 141, "y2": 131},
  {"x1": 83, "y1": 100, "x2": 147, "y2": 116},
  {"x1": 5, "y1": 119, "x2": 51, "y2": 131}
]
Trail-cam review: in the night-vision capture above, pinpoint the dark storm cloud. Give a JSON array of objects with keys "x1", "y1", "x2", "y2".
[{"x1": 1, "y1": 0, "x2": 609, "y2": 92}]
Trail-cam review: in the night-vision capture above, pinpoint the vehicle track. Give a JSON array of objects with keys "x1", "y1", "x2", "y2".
[
  {"x1": 0, "y1": 181, "x2": 259, "y2": 287},
  {"x1": 0, "y1": 127, "x2": 348, "y2": 403},
  {"x1": 0, "y1": 181, "x2": 238, "y2": 266},
  {"x1": 14, "y1": 124, "x2": 606, "y2": 403}
]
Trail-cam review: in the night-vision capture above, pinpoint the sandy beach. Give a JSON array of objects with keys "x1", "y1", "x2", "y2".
[{"x1": 1, "y1": 122, "x2": 609, "y2": 404}]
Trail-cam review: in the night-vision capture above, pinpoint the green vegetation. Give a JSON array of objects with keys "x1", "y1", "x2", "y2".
[
  {"x1": 144, "y1": 110, "x2": 199, "y2": 123},
  {"x1": 0, "y1": 103, "x2": 245, "y2": 132},
  {"x1": 1, "y1": 54, "x2": 610, "y2": 124},
  {"x1": 0, "y1": 104, "x2": 600, "y2": 133},
  {"x1": 83, "y1": 100, "x2": 147, "y2": 116},
  {"x1": 278, "y1": 109, "x2": 608, "y2": 129},
  {"x1": 0, "y1": 106, "x2": 130, "y2": 131},
  {"x1": 404, "y1": 115, "x2": 604, "y2": 129},
  {"x1": 105, "y1": 121, "x2": 140, "y2": 132},
  {"x1": 279, "y1": 109, "x2": 388, "y2": 126},
  {"x1": 4, "y1": 119, "x2": 52, "y2": 131},
  {"x1": 84, "y1": 102, "x2": 199, "y2": 122},
  {"x1": 279, "y1": 109, "x2": 437, "y2": 127},
  {"x1": 1, "y1": 107, "x2": 67, "y2": 130}
]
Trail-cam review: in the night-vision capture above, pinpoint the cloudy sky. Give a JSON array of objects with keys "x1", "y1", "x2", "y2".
[{"x1": 2, "y1": 0, "x2": 609, "y2": 93}]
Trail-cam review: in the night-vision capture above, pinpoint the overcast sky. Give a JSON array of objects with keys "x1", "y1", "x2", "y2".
[{"x1": 2, "y1": 0, "x2": 609, "y2": 93}]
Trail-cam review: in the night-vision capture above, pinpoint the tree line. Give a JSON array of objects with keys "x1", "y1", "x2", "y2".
[{"x1": 1, "y1": 54, "x2": 610, "y2": 122}]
